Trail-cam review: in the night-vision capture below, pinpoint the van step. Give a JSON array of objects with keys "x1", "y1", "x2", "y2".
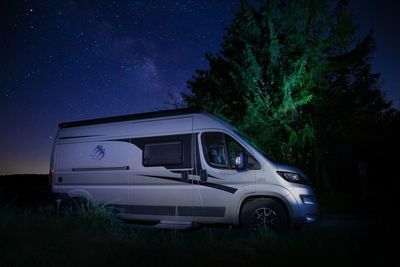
[{"x1": 154, "y1": 220, "x2": 198, "y2": 230}]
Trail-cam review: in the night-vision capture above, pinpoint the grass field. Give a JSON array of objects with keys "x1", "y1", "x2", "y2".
[
  {"x1": 0, "y1": 174, "x2": 394, "y2": 266},
  {"x1": 0, "y1": 204, "x2": 391, "y2": 267}
]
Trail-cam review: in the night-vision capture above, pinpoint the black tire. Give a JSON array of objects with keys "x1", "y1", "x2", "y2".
[{"x1": 241, "y1": 198, "x2": 289, "y2": 233}]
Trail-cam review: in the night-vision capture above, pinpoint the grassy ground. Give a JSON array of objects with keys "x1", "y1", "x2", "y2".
[{"x1": 0, "y1": 203, "x2": 392, "y2": 267}]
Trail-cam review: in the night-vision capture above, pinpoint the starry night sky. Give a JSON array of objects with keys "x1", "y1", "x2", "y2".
[{"x1": 0, "y1": 0, "x2": 399, "y2": 175}]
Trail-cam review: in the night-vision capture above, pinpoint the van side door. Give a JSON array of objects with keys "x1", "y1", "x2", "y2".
[
  {"x1": 124, "y1": 133, "x2": 195, "y2": 220},
  {"x1": 192, "y1": 131, "x2": 260, "y2": 222}
]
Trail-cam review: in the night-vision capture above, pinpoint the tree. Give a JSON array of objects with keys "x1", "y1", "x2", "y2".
[{"x1": 183, "y1": 0, "x2": 396, "y2": 190}]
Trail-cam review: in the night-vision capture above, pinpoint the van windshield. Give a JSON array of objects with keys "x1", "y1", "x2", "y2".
[{"x1": 233, "y1": 130, "x2": 269, "y2": 159}]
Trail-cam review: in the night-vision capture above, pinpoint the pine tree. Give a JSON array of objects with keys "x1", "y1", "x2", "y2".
[{"x1": 183, "y1": 0, "x2": 395, "y2": 189}]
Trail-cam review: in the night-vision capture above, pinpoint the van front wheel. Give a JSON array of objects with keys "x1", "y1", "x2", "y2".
[{"x1": 241, "y1": 198, "x2": 289, "y2": 233}]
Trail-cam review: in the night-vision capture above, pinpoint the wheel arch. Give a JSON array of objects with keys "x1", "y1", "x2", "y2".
[
  {"x1": 237, "y1": 194, "x2": 293, "y2": 226},
  {"x1": 68, "y1": 189, "x2": 93, "y2": 202}
]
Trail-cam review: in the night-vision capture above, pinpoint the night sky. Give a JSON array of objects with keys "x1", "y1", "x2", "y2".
[{"x1": 0, "y1": 0, "x2": 399, "y2": 175}]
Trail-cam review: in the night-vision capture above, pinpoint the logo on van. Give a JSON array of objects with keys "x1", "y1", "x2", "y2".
[{"x1": 91, "y1": 145, "x2": 105, "y2": 160}]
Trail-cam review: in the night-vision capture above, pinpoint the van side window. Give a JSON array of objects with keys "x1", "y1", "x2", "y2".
[
  {"x1": 132, "y1": 134, "x2": 192, "y2": 169},
  {"x1": 202, "y1": 132, "x2": 260, "y2": 170},
  {"x1": 143, "y1": 141, "x2": 183, "y2": 166}
]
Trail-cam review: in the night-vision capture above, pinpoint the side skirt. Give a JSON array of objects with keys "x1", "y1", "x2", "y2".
[{"x1": 110, "y1": 204, "x2": 225, "y2": 217}]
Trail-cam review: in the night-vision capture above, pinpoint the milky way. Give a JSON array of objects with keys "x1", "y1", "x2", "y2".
[{"x1": 0, "y1": 0, "x2": 237, "y2": 174}]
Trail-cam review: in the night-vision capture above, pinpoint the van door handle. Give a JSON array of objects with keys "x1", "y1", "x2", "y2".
[
  {"x1": 200, "y1": 169, "x2": 208, "y2": 182},
  {"x1": 181, "y1": 171, "x2": 189, "y2": 183}
]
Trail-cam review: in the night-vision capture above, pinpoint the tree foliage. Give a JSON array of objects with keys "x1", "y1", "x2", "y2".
[{"x1": 183, "y1": 0, "x2": 396, "y2": 190}]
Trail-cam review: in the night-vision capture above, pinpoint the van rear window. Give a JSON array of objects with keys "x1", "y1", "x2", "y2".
[{"x1": 143, "y1": 141, "x2": 183, "y2": 166}]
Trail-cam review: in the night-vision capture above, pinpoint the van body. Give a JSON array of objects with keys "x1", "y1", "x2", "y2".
[{"x1": 50, "y1": 109, "x2": 319, "y2": 230}]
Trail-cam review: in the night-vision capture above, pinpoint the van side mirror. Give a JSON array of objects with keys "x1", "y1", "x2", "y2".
[{"x1": 235, "y1": 152, "x2": 248, "y2": 171}]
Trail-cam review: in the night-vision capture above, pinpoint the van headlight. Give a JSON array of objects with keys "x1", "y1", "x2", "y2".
[{"x1": 276, "y1": 171, "x2": 311, "y2": 185}]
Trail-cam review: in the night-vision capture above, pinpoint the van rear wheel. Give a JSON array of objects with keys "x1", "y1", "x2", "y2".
[{"x1": 241, "y1": 198, "x2": 289, "y2": 233}]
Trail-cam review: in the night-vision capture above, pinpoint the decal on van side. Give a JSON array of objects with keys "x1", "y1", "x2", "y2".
[
  {"x1": 91, "y1": 145, "x2": 105, "y2": 160},
  {"x1": 138, "y1": 174, "x2": 237, "y2": 194}
]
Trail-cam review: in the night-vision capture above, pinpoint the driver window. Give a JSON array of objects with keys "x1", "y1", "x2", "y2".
[
  {"x1": 201, "y1": 132, "x2": 229, "y2": 169},
  {"x1": 202, "y1": 132, "x2": 261, "y2": 170}
]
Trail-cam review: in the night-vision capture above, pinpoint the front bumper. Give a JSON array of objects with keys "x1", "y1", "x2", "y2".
[{"x1": 290, "y1": 186, "x2": 320, "y2": 225}]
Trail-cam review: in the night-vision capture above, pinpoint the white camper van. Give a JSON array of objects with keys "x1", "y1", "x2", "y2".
[{"x1": 50, "y1": 109, "x2": 319, "y2": 231}]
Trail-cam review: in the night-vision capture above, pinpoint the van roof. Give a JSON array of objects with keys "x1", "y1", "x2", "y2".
[{"x1": 58, "y1": 108, "x2": 202, "y2": 128}]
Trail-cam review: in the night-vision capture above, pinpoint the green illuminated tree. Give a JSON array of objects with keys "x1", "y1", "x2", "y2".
[{"x1": 183, "y1": 0, "x2": 395, "y2": 190}]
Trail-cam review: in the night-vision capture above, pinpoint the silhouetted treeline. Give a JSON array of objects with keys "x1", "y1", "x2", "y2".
[{"x1": 0, "y1": 174, "x2": 49, "y2": 207}]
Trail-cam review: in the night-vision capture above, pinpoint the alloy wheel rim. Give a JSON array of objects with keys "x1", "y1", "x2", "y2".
[{"x1": 251, "y1": 207, "x2": 278, "y2": 230}]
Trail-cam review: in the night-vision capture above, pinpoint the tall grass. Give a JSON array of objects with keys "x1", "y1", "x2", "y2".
[
  {"x1": 62, "y1": 201, "x2": 122, "y2": 233},
  {"x1": 0, "y1": 203, "x2": 390, "y2": 267}
]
